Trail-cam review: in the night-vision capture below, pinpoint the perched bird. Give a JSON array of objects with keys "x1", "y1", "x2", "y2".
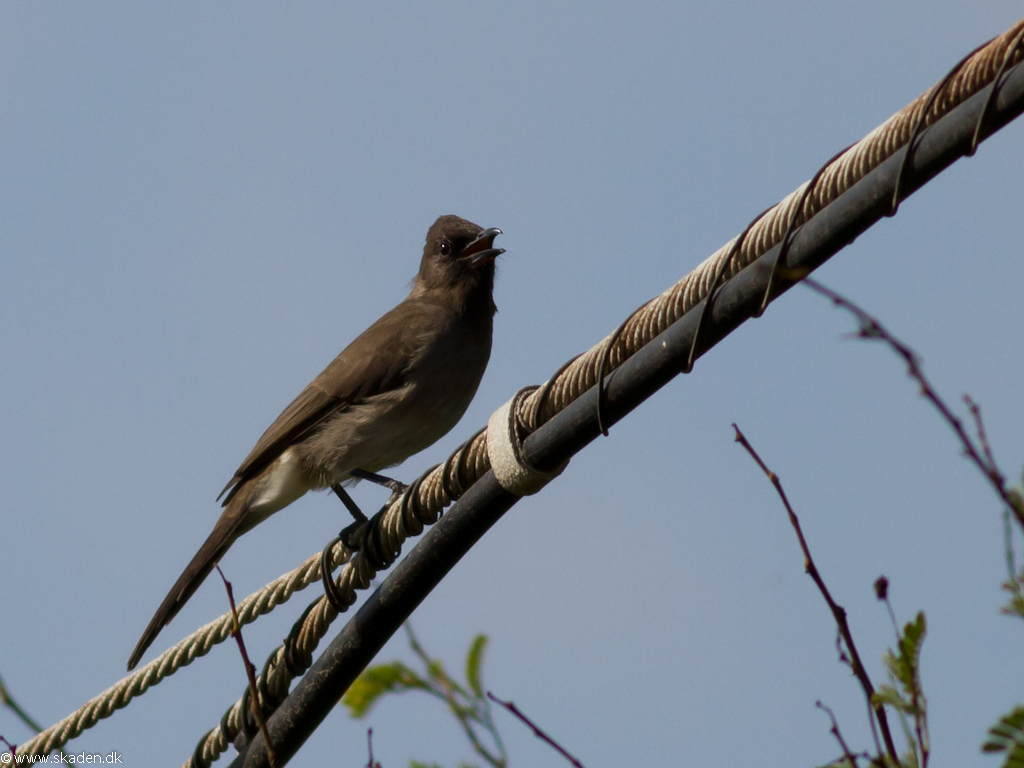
[{"x1": 127, "y1": 215, "x2": 503, "y2": 671}]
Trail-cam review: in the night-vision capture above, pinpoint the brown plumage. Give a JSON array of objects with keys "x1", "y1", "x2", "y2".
[{"x1": 127, "y1": 215, "x2": 503, "y2": 671}]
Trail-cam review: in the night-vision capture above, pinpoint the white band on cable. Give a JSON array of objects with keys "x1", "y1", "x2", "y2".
[{"x1": 486, "y1": 386, "x2": 569, "y2": 496}]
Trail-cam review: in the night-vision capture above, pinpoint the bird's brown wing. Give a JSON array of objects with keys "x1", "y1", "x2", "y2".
[{"x1": 218, "y1": 298, "x2": 432, "y2": 503}]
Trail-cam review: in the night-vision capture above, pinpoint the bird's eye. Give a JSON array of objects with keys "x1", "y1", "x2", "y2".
[{"x1": 438, "y1": 240, "x2": 453, "y2": 256}]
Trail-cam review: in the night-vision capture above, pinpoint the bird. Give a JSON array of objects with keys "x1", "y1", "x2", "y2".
[{"x1": 127, "y1": 215, "x2": 503, "y2": 671}]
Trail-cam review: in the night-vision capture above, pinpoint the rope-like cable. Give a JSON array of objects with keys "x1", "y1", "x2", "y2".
[
  {"x1": 14, "y1": 17, "x2": 1024, "y2": 765},
  {"x1": 520, "y1": 21, "x2": 1024, "y2": 429},
  {"x1": 14, "y1": 543, "x2": 351, "y2": 757},
  {"x1": 185, "y1": 20, "x2": 1024, "y2": 762},
  {"x1": 189, "y1": 436, "x2": 491, "y2": 767}
]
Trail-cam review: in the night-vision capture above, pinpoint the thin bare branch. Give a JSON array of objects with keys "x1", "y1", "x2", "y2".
[
  {"x1": 487, "y1": 692, "x2": 585, "y2": 768},
  {"x1": 216, "y1": 566, "x2": 277, "y2": 768},
  {"x1": 364, "y1": 728, "x2": 380, "y2": 768},
  {"x1": 1, "y1": 736, "x2": 17, "y2": 761},
  {"x1": 804, "y1": 278, "x2": 1024, "y2": 530},
  {"x1": 816, "y1": 700, "x2": 863, "y2": 768},
  {"x1": 0, "y1": 671, "x2": 43, "y2": 734},
  {"x1": 733, "y1": 424, "x2": 898, "y2": 764}
]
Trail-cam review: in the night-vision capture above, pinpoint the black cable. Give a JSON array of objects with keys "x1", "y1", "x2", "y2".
[{"x1": 229, "y1": 54, "x2": 1024, "y2": 768}]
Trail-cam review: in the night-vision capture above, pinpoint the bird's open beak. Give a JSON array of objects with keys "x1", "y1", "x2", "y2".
[{"x1": 462, "y1": 227, "x2": 504, "y2": 264}]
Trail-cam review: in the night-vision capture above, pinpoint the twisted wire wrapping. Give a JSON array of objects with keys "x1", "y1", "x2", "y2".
[
  {"x1": 13, "y1": 17, "x2": 1024, "y2": 766},
  {"x1": 187, "y1": 432, "x2": 491, "y2": 766}
]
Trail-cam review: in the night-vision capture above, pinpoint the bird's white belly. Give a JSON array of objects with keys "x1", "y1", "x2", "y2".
[{"x1": 246, "y1": 447, "x2": 310, "y2": 528}]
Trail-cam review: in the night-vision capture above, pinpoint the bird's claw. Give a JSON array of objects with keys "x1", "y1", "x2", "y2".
[{"x1": 339, "y1": 518, "x2": 369, "y2": 551}]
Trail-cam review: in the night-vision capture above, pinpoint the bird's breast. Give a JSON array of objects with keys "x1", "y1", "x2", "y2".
[{"x1": 300, "y1": 313, "x2": 492, "y2": 486}]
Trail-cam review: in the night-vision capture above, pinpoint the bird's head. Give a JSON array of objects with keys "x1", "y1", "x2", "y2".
[{"x1": 414, "y1": 215, "x2": 503, "y2": 312}]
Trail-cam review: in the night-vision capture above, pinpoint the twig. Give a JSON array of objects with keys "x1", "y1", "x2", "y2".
[
  {"x1": 966, "y1": 396, "x2": 1000, "y2": 475},
  {"x1": 0, "y1": 672, "x2": 76, "y2": 764},
  {"x1": 0, "y1": 670, "x2": 43, "y2": 733},
  {"x1": 403, "y1": 625, "x2": 507, "y2": 767},
  {"x1": 816, "y1": 700, "x2": 862, "y2": 768},
  {"x1": 216, "y1": 566, "x2": 277, "y2": 768},
  {"x1": 875, "y1": 581, "x2": 930, "y2": 768},
  {"x1": 1002, "y1": 510, "x2": 1024, "y2": 610},
  {"x1": 803, "y1": 278, "x2": 1024, "y2": 530},
  {"x1": 365, "y1": 728, "x2": 380, "y2": 768},
  {"x1": 1, "y1": 736, "x2": 17, "y2": 760},
  {"x1": 486, "y1": 692, "x2": 586, "y2": 768},
  {"x1": 732, "y1": 424, "x2": 899, "y2": 765},
  {"x1": 874, "y1": 577, "x2": 900, "y2": 637}
]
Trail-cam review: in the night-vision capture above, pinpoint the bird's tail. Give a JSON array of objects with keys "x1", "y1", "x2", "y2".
[{"x1": 126, "y1": 484, "x2": 252, "y2": 671}]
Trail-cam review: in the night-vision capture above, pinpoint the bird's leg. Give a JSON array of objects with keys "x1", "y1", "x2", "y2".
[
  {"x1": 331, "y1": 483, "x2": 370, "y2": 551},
  {"x1": 331, "y1": 483, "x2": 368, "y2": 523},
  {"x1": 330, "y1": 472, "x2": 408, "y2": 560},
  {"x1": 349, "y1": 468, "x2": 409, "y2": 497},
  {"x1": 320, "y1": 484, "x2": 370, "y2": 610}
]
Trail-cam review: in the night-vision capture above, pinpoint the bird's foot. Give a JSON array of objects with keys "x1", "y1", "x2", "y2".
[
  {"x1": 322, "y1": 476, "x2": 406, "y2": 613},
  {"x1": 321, "y1": 502, "x2": 394, "y2": 612},
  {"x1": 332, "y1": 501, "x2": 394, "y2": 565},
  {"x1": 330, "y1": 478, "x2": 406, "y2": 553},
  {"x1": 337, "y1": 518, "x2": 368, "y2": 551}
]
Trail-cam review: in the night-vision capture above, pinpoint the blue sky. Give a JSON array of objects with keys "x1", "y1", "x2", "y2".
[{"x1": 2, "y1": 3, "x2": 1023, "y2": 766}]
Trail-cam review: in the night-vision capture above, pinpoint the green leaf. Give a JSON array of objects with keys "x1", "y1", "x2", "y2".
[
  {"x1": 342, "y1": 661, "x2": 429, "y2": 717},
  {"x1": 983, "y1": 705, "x2": 1024, "y2": 768},
  {"x1": 816, "y1": 758, "x2": 857, "y2": 768},
  {"x1": 426, "y1": 659, "x2": 447, "y2": 685},
  {"x1": 902, "y1": 612, "x2": 925, "y2": 664},
  {"x1": 1001, "y1": 588, "x2": 1024, "y2": 619},
  {"x1": 1007, "y1": 488, "x2": 1024, "y2": 518},
  {"x1": 871, "y1": 685, "x2": 909, "y2": 711},
  {"x1": 880, "y1": 611, "x2": 926, "y2": 715},
  {"x1": 465, "y1": 634, "x2": 489, "y2": 698}
]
